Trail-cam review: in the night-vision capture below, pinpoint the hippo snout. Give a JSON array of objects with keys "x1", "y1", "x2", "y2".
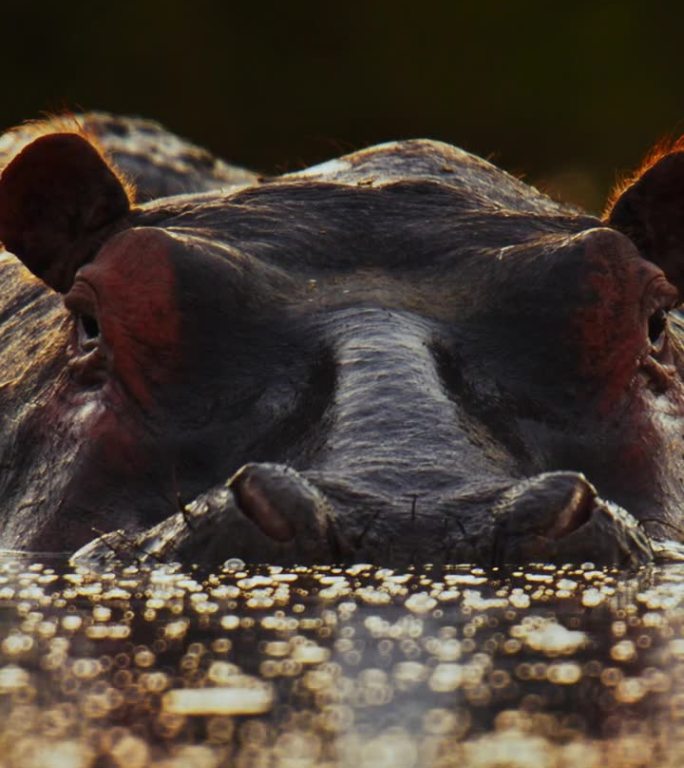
[{"x1": 72, "y1": 466, "x2": 653, "y2": 570}]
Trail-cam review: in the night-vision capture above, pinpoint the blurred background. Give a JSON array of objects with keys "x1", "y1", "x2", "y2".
[{"x1": 3, "y1": 1, "x2": 683, "y2": 213}]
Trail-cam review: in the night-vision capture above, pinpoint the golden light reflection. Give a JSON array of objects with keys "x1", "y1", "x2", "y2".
[{"x1": 0, "y1": 559, "x2": 682, "y2": 765}]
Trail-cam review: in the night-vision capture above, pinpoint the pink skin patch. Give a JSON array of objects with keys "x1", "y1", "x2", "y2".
[
  {"x1": 571, "y1": 230, "x2": 671, "y2": 416},
  {"x1": 72, "y1": 227, "x2": 182, "y2": 411},
  {"x1": 57, "y1": 228, "x2": 185, "y2": 528},
  {"x1": 569, "y1": 229, "x2": 677, "y2": 500}
]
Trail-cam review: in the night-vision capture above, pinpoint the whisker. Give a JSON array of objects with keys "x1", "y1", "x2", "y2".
[{"x1": 89, "y1": 526, "x2": 165, "y2": 565}]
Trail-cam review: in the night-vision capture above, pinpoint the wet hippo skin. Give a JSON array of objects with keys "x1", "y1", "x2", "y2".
[{"x1": 0, "y1": 115, "x2": 682, "y2": 569}]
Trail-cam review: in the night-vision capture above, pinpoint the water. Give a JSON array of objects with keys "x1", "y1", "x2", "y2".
[{"x1": 0, "y1": 558, "x2": 683, "y2": 767}]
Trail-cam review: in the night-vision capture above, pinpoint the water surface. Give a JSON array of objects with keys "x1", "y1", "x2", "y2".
[{"x1": 1, "y1": 558, "x2": 683, "y2": 767}]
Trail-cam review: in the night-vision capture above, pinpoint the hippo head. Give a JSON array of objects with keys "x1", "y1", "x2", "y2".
[{"x1": 0, "y1": 127, "x2": 682, "y2": 568}]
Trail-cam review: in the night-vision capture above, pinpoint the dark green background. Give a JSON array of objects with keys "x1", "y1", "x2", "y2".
[{"x1": 4, "y1": 2, "x2": 683, "y2": 212}]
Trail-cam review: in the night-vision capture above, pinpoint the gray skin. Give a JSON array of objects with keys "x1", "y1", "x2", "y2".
[
  {"x1": 0, "y1": 112, "x2": 258, "y2": 201},
  {"x1": 0, "y1": 115, "x2": 681, "y2": 570}
]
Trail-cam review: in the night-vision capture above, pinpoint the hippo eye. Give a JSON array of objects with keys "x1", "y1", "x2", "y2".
[
  {"x1": 78, "y1": 311, "x2": 100, "y2": 342},
  {"x1": 64, "y1": 282, "x2": 108, "y2": 385},
  {"x1": 643, "y1": 277, "x2": 678, "y2": 352},
  {"x1": 64, "y1": 279, "x2": 103, "y2": 352}
]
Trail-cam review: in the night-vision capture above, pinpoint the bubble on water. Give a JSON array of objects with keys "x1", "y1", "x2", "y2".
[
  {"x1": 429, "y1": 663, "x2": 464, "y2": 692},
  {"x1": 133, "y1": 649, "x2": 156, "y2": 668},
  {"x1": 273, "y1": 730, "x2": 322, "y2": 765},
  {"x1": 92, "y1": 605, "x2": 111, "y2": 622},
  {"x1": 464, "y1": 728, "x2": 553, "y2": 768},
  {"x1": 546, "y1": 662, "x2": 582, "y2": 685},
  {"x1": 163, "y1": 681, "x2": 274, "y2": 716},
  {"x1": 356, "y1": 587, "x2": 392, "y2": 606},
  {"x1": 102, "y1": 731, "x2": 150, "y2": 768},
  {"x1": 163, "y1": 618, "x2": 190, "y2": 640},
  {"x1": 12, "y1": 737, "x2": 95, "y2": 768},
  {"x1": 223, "y1": 558, "x2": 245, "y2": 571},
  {"x1": 291, "y1": 642, "x2": 330, "y2": 665},
  {"x1": 72, "y1": 657, "x2": 102, "y2": 680},
  {"x1": 1, "y1": 633, "x2": 33, "y2": 656},
  {"x1": 610, "y1": 639, "x2": 637, "y2": 663},
  {"x1": 61, "y1": 615, "x2": 83, "y2": 632},
  {"x1": 393, "y1": 661, "x2": 428, "y2": 691},
  {"x1": 512, "y1": 617, "x2": 587, "y2": 656},
  {"x1": 581, "y1": 587, "x2": 605, "y2": 607},
  {"x1": 404, "y1": 592, "x2": 437, "y2": 614},
  {"x1": 356, "y1": 728, "x2": 418, "y2": 768},
  {"x1": 163, "y1": 744, "x2": 220, "y2": 768},
  {"x1": 0, "y1": 664, "x2": 30, "y2": 692},
  {"x1": 207, "y1": 660, "x2": 240, "y2": 685},
  {"x1": 220, "y1": 615, "x2": 240, "y2": 630},
  {"x1": 615, "y1": 677, "x2": 648, "y2": 704}
]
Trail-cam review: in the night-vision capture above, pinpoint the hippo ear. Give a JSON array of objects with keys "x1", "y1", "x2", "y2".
[
  {"x1": 0, "y1": 133, "x2": 131, "y2": 293},
  {"x1": 606, "y1": 149, "x2": 684, "y2": 295}
]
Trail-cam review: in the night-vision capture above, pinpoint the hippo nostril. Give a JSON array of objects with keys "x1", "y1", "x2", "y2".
[
  {"x1": 492, "y1": 472, "x2": 653, "y2": 567},
  {"x1": 230, "y1": 468, "x2": 295, "y2": 542},
  {"x1": 544, "y1": 479, "x2": 594, "y2": 539},
  {"x1": 227, "y1": 463, "x2": 339, "y2": 555},
  {"x1": 495, "y1": 471, "x2": 598, "y2": 545}
]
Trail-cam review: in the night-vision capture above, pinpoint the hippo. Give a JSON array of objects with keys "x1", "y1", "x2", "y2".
[
  {"x1": 0, "y1": 113, "x2": 258, "y2": 201},
  {"x1": 0, "y1": 114, "x2": 681, "y2": 569}
]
